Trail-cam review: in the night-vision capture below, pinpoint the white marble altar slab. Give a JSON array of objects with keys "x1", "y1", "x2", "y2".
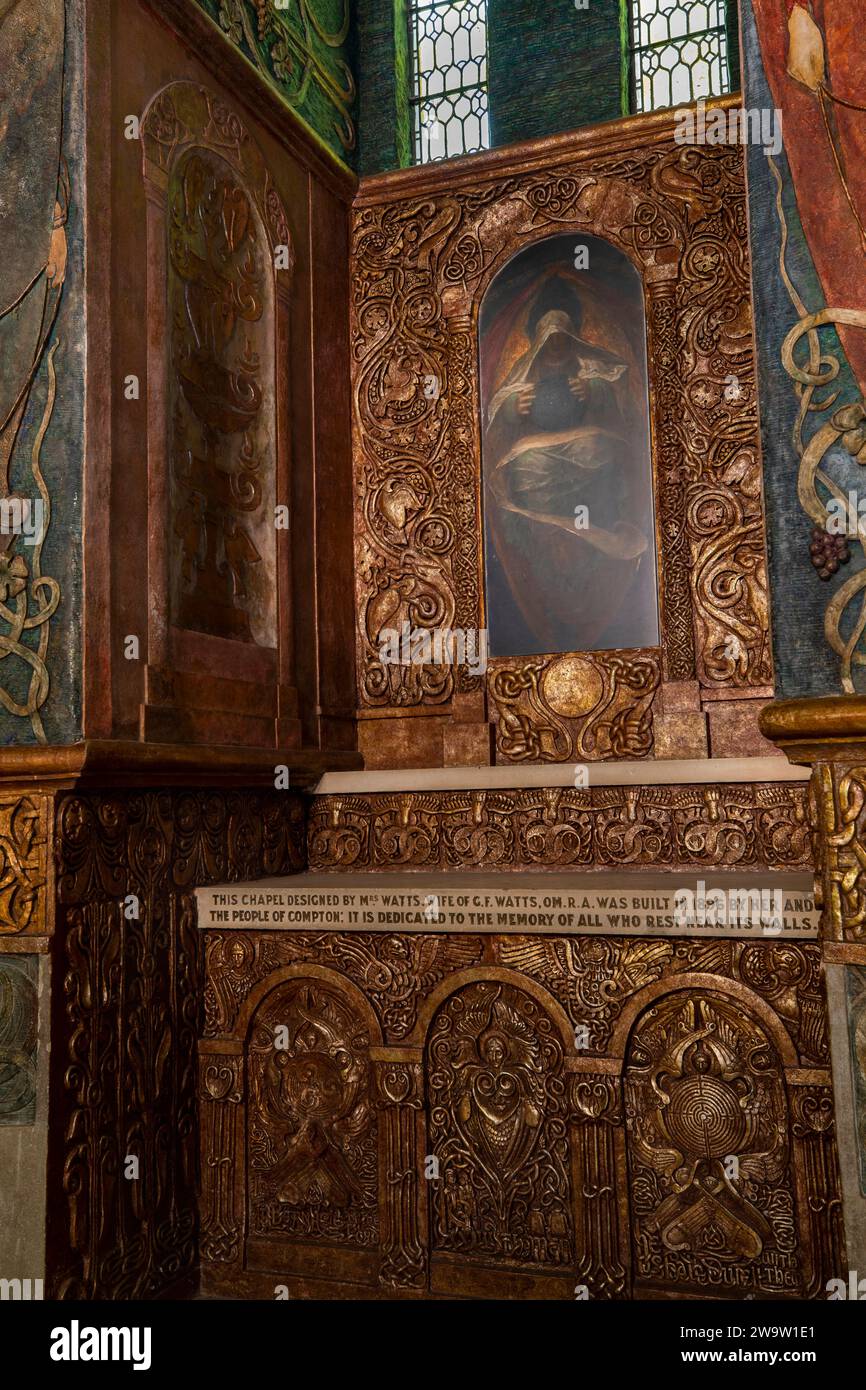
[
  {"x1": 196, "y1": 871, "x2": 818, "y2": 939},
  {"x1": 313, "y1": 757, "x2": 808, "y2": 795}
]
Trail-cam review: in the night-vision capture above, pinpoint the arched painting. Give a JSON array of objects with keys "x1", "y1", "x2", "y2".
[{"x1": 480, "y1": 233, "x2": 659, "y2": 658}]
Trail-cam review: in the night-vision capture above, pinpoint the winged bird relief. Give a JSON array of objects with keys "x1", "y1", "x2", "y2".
[{"x1": 251, "y1": 984, "x2": 373, "y2": 1210}]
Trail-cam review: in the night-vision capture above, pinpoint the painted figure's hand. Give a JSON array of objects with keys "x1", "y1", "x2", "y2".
[
  {"x1": 569, "y1": 376, "x2": 588, "y2": 401},
  {"x1": 516, "y1": 384, "x2": 536, "y2": 416},
  {"x1": 46, "y1": 211, "x2": 67, "y2": 289}
]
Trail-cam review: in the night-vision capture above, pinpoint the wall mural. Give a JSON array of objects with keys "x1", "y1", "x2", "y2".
[
  {"x1": 195, "y1": 0, "x2": 356, "y2": 159},
  {"x1": 480, "y1": 235, "x2": 658, "y2": 658},
  {"x1": 0, "y1": 0, "x2": 81, "y2": 744},
  {"x1": 744, "y1": 0, "x2": 866, "y2": 695}
]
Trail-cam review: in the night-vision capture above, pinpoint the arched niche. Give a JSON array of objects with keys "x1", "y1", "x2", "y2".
[
  {"x1": 137, "y1": 82, "x2": 296, "y2": 745},
  {"x1": 623, "y1": 988, "x2": 801, "y2": 1299},
  {"x1": 479, "y1": 231, "x2": 659, "y2": 659}
]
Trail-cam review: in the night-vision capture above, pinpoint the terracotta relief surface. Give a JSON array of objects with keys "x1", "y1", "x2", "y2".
[
  {"x1": 201, "y1": 930, "x2": 843, "y2": 1299},
  {"x1": 0, "y1": 794, "x2": 50, "y2": 935},
  {"x1": 248, "y1": 980, "x2": 378, "y2": 1248},
  {"x1": 627, "y1": 991, "x2": 798, "y2": 1297},
  {"x1": 812, "y1": 763, "x2": 866, "y2": 942},
  {"x1": 205, "y1": 931, "x2": 828, "y2": 1062},
  {"x1": 168, "y1": 145, "x2": 276, "y2": 645},
  {"x1": 846, "y1": 965, "x2": 866, "y2": 1196},
  {"x1": 427, "y1": 981, "x2": 573, "y2": 1267},
  {"x1": 141, "y1": 82, "x2": 293, "y2": 660},
  {"x1": 351, "y1": 129, "x2": 770, "y2": 762},
  {"x1": 308, "y1": 782, "x2": 813, "y2": 874},
  {"x1": 490, "y1": 649, "x2": 661, "y2": 763},
  {"x1": 48, "y1": 788, "x2": 306, "y2": 1300},
  {"x1": 205, "y1": 930, "x2": 484, "y2": 1041}
]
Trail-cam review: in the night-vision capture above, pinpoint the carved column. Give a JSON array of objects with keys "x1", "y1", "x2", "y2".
[
  {"x1": 569, "y1": 1069, "x2": 629, "y2": 1299},
  {"x1": 198, "y1": 1049, "x2": 244, "y2": 1275},
  {"x1": 442, "y1": 297, "x2": 493, "y2": 766},
  {"x1": 761, "y1": 694, "x2": 866, "y2": 1280},
  {"x1": 373, "y1": 1051, "x2": 427, "y2": 1292}
]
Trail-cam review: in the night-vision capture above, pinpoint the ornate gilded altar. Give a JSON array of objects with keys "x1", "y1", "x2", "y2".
[{"x1": 197, "y1": 871, "x2": 844, "y2": 1301}]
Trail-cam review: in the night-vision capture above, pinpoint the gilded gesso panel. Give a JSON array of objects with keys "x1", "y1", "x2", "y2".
[
  {"x1": 200, "y1": 931, "x2": 843, "y2": 1300},
  {"x1": 351, "y1": 106, "x2": 771, "y2": 761}
]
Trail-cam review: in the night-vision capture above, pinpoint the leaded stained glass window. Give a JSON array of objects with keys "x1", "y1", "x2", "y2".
[
  {"x1": 408, "y1": 0, "x2": 490, "y2": 164},
  {"x1": 630, "y1": 0, "x2": 732, "y2": 114}
]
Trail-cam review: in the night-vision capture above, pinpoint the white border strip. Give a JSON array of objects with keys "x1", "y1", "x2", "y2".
[{"x1": 314, "y1": 757, "x2": 808, "y2": 795}]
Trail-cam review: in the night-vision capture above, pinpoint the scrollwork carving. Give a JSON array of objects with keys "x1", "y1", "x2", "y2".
[
  {"x1": 51, "y1": 787, "x2": 305, "y2": 1300},
  {"x1": 308, "y1": 782, "x2": 813, "y2": 875},
  {"x1": 352, "y1": 129, "x2": 770, "y2": 734},
  {"x1": 0, "y1": 794, "x2": 49, "y2": 935}
]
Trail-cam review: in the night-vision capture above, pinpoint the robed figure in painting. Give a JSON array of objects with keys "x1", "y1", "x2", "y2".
[{"x1": 481, "y1": 236, "x2": 658, "y2": 657}]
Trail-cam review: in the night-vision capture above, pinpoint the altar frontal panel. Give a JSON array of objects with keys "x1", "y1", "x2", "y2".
[{"x1": 198, "y1": 910, "x2": 843, "y2": 1300}]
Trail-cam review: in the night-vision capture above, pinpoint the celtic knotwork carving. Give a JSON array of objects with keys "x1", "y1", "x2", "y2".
[
  {"x1": 671, "y1": 785, "x2": 757, "y2": 865},
  {"x1": 199, "y1": 1054, "x2": 242, "y2": 1264},
  {"x1": 813, "y1": 763, "x2": 866, "y2": 942},
  {"x1": 489, "y1": 650, "x2": 660, "y2": 764},
  {"x1": 0, "y1": 795, "x2": 49, "y2": 934},
  {"x1": 626, "y1": 991, "x2": 799, "y2": 1297},
  {"x1": 594, "y1": 787, "x2": 675, "y2": 866},
  {"x1": 307, "y1": 782, "x2": 813, "y2": 875},
  {"x1": 53, "y1": 787, "x2": 305, "y2": 1300},
  {"x1": 687, "y1": 485, "x2": 772, "y2": 686},
  {"x1": 427, "y1": 981, "x2": 573, "y2": 1267},
  {"x1": 352, "y1": 127, "x2": 770, "y2": 726},
  {"x1": 498, "y1": 937, "x2": 674, "y2": 1052},
  {"x1": 738, "y1": 943, "x2": 827, "y2": 1066},
  {"x1": 248, "y1": 980, "x2": 378, "y2": 1247},
  {"x1": 514, "y1": 788, "x2": 593, "y2": 867},
  {"x1": 0, "y1": 955, "x2": 38, "y2": 1123}
]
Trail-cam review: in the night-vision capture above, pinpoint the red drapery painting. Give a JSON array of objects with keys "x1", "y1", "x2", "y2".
[{"x1": 752, "y1": 0, "x2": 866, "y2": 391}]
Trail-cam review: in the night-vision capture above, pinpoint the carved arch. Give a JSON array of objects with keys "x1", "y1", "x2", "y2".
[
  {"x1": 137, "y1": 81, "x2": 296, "y2": 741},
  {"x1": 623, "y1": 986, "x2": 803, "y2": 1298}
]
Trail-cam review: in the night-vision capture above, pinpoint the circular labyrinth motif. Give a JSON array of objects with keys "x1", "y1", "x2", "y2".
[{"x1": 664, "y1": 1075, "x2": 747, "y2": 1159}]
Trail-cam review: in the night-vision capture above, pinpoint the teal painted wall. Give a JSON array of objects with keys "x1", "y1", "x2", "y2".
[
  {"x1": 193, "y1": 0, "x2": 356, "y2": 162},
  {"x1": 353, "y1": 0, "x2": 411, "y2": 176},
  {"x1": 488, "y1": 0, "x2": 626, "y2": 148},
  {"x1": 192, "y1": 4, "x2": 742, "y2": 175},
  {"x1": 0, "y1": 0, "x2": 83, "y2": 746}
]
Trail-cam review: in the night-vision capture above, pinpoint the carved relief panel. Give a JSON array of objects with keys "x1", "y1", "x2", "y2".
[
  {"x1": 139, "y1": 83, "x2": 295, "y2": 746},
  {"x1": 351, "y1": 107, "x2": 772, "y2": 765},
  {"x1": 200, "y1": 928, "x2": 843, "y2": 1300},
  {"x1": 167, "y1": 146, "x2": 276, "y2": 646},
  {"x1": 247, "y1": 980, "x2": 378, "y2": 1251},
  {"x1": 427, "y1": 981, "x2": 573, "y2": 1272},
  {"x1": 626, "y1": 991, "x2": 799, "y2": 1297}
]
